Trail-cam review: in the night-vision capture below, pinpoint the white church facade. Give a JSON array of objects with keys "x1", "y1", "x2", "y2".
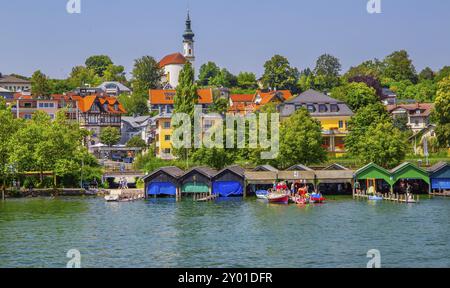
[{"x1": 159, "y1": 12, "x2": 195, "y2": 89}]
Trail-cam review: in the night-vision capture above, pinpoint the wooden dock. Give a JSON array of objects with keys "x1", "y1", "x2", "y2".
[
  {"x1": 194, "y1": 193, "x2": 219, "y2": 202},
  {"x1": 354, "y1": 192, "x2": 420, "y2": 203},
  {"x1": 429, "y1": 191, "x2": 450, "y2": 197}
]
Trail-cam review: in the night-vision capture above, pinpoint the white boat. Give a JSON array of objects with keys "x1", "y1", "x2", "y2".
[
  {"x1": 256, "y1": 190, "x2": 269, "y2": 200},
  {"x1": 104, "y1": 195, "x2": 119, "y2": 202}
]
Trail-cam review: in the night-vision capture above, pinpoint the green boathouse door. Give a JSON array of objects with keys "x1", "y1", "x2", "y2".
[{"x1": 182, "y1": 182, "x2": 210, "y2": 194}]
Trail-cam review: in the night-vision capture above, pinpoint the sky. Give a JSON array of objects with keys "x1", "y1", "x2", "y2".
[{"x1": 1, "y1": 0, "x2": 449, "y2": 79}]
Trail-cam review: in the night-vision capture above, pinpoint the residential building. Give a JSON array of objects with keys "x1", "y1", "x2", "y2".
[
  {"x1": 155, "y1": 113, "x2": 175, "y2": 160},
  {"x1": 0, "y1": 73, "x2": 31, "y2": 92},
  {"x1": 228, "y1": 90, "x2": 292, "y2": 115},
  {"x1": 159, "y1": 12, "x2": 195, "y2": 89},
  {"x1": 121, "y1": 116, "x2": 155, "y2": 145},
  {"x1": 97, "y1": 81, "x2": 131, "y2": 97},
  {"x1": 74, "y1": 95, "x2": 126, "y2": 146},
  {"x1": 0, "y1": 87, "x2": 14, "y2": 99},
  {"x1": 278, "y1": 89, "x2": 354, "y2": 156},
  {"x1": 10, "y1": 93, "x2": 59, "y2": 120},
  {"x1": 381, "y1": 88, "x2": 397, "y2": 105},
  {"x1": 149, "y1": 88, "x2": 214, "y2": 114},
  {"x1": 386, "y1": 103, "x2": 435, "y2": 134}
]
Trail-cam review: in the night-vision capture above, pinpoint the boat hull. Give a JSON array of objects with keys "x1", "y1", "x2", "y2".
[{"x1": 268, "y1": 195, "x2": 289, "y2": 204}]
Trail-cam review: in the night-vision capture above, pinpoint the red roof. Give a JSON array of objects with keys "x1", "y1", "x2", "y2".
[
  {"x1": 149, "y1": 89, "x2": 214, "y2": 105},
  {"x1": 387, "y1": 103, "x2": 434, "y2": 117},
  {"x1": 159, "y1": 53, "x2": 187, "y2": 68},
  {"x1": 230, "y1": 94, "x2": 254, "y2": 103}
]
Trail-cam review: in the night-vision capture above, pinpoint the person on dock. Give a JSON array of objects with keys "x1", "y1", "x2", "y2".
[{"x1": 354, "y1": 181, "x2": 361, "y2": 195}]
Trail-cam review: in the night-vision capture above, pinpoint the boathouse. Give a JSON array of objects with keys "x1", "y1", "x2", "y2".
[
  {"x1": 212, "y1": 166, "x2": 245, "y2": 197},
  {"x1": 142, "y1": 166, "x2": 184, "y2": 198},
  {"x1": 286, "y1": 164, "x2": 313, "y2": 171},
  {"x1": 314, "y1": 170, "x2": 354, "y2": 194},
  {"x1": 244, "y1": 171, "x2": 278, "y2": 195},
  {"x1": 390, "y1": 162, "x2": 430, "y2": 194},
  {"x1": 428, "y1": 162, "x2": 450, "y2": 193},
  {"x1": 179, "y1": 167, "x2": 217, "y2": 196},
  {"x1": 253, "y1": 165, "x2": 279, "y2": 172},
  {"x1": 354, "y1": 163, "x2": 393, "y2": 194}
]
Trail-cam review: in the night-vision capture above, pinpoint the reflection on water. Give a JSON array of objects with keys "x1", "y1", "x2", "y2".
[{"x1": 0, "y1": 197, "x2": 448, "y2": 268}]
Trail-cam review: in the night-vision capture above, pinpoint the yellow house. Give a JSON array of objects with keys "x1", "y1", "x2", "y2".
[
  {"x1": 155, "y1": 114, "x2": 174, "y2": 159},
  {"x1": 279, "y1": 89, "x2": 354, "y2": 157}
]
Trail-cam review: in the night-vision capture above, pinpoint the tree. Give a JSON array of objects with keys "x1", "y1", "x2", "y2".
[
  {"x1": 345, "y1": 59, "x2": 384, "y2": 79},
  {"x1": 433, "y1": 76, "x2": 450, "y2": 147},
  {"x1": 0, "y1": 101, "x2": 21, "y2": 198},
  {"x1": 435, "y1": 66, "x2": 450, "y2": 83},
  {"x1": 127, "y1": 136, "x2": 147, "y2": 149},
  {"x1": 174, "y1": 62, "x2": 198, "y2": 116},
  {"x1": 68, "y1": 66, "x2": 102, "y2": 88},
  {"x1": 382, "y1": 50, "x2": 417, "y2": 83},
  {"x1": 277, "y1": 109, "x2": 327, "y2": 168},
  {"x1": 118, "y1": 93, "x2": 149, "y2": 116},
  {"x1": 419, "y1": 67, "x2": 435, "y2": 82},
  {"x1": 197, "y1": 62, "x2": 220, "y2": 86},
  {"x1": 103, "y1": 64, "x2": 127, "y2": 84},
  {"x1": 348, "y1": 75, "x2": 383, "y2": 98},
  {"x1": 345, "y1": 103, "x2": 390, "y2": 157},
  {"x1": 261, "y1": 55, "x2": 299, "y2": 92},
  {"x1": 358, "y1": 121, "x2": 407, "y2": 168},
  {"x1": 209, "y1": 68, "x2": 237, "y2": 88},
  {"x1": 313, "y1": 54, "x2": 342, "y2": 91},
  {"x1": 100, "y1": 127, "x2": 121, "y2": 147},
  {"x1": 31, "y1": 70, "x2": 51, "y2": 97},
  {"x1": 131, "y1": 56, "x2": 163, "y2": 93},
  {"x1": 85, "y1": 55, "x2": 113, "y2": 77},
  {"x1": 402, "y1": 81, "x2": 436, "y2": 102},
  {"x1": 208, "y1": 97, "x2": 229, "y2": 115},
  {"x1": 342, "y1": 82, "x2": 379, "y2": 112},
  {"x1": 236, "y1": 72, "x2": 257, "y2": 90},
  {"x1": 191, "y1": 147, "x2": 235, "y2": 170}
]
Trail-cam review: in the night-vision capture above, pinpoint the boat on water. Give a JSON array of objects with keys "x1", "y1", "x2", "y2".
[
  {"x1": 256, "y1": 190, "x2": 269, "y2": 200},
  {"x1": 104, "y1": 195, "x2": 119, "y2": 202},
  {"x1": 267, "y1": 194, "x2": 290, "y2": 204},
  {"x1": 310, "y1": 193, "x2": 326, "y2": 203},
  {"x1": 368, "y1": 195, "x2": 383, "y2": 201}
]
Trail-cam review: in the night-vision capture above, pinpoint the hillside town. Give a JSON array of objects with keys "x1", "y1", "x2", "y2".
[{"x1": 0, "y1": 12, "x2": 449, "y2": 196}]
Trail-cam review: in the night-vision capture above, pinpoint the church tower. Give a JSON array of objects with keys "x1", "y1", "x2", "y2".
[{"x1": 182, "y1": 10, "x2": 195, "y2": 66}]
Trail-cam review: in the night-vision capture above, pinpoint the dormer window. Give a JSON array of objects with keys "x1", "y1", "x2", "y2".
[
  {"x1": 330, "y1": 104, "x2": 339, "y2": 112},
  {"x1": 307, "y1": 104, "x2": 316, "y2": 113},
  {"x1": 254, "y1": 94, "x2": 262, "y2": 105},
  {"x1": 415, "y1": 110, "x2": 421, "y2": 114},
  {"x1": 319, "y1": 104, "x2": 328, "y2": 113}
]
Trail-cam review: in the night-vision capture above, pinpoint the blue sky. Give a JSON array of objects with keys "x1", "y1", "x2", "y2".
[{"x1": 1, "y1": 0, "x2": 449, "y2": 79}]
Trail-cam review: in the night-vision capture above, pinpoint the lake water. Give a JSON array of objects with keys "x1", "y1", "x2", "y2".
[{"x1": 0, "y1": 197, "x2": 448, "y2": 268}]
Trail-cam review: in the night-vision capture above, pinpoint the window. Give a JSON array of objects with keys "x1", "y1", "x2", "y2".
[
  {"x1": 24, "y1": 103, "x2": 32, "y2": 108},
  {"x1": 319, "y1": 104, "x2": 328, "y2": 113},
  {"x1": 330, "y1": 104, "x2": 339, "y2": 112},
  {"x1": 163, "y1": 148, "x2": 171, "y2": 154},
  {"x1": 163, "y1": 121, "x2": 171, "y2": 129},
  {"x1": 24, "y1": 114, "x2": 32, "y2": 120},
  {"x1": 307, "y1": 105, "x2": 316, "y2": 113},
  {"x1": 164, "y1": 135, "x2": 171, "y2": 141},
  {"x1": 339, "y1": 121, "x2": 344, "y2": 129},
  {"x1": 345, "y1": 121, "x2": 349, "y2": 129}
]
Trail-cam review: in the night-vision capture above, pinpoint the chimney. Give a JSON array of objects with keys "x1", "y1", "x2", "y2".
[{"x1": 0, "y1": 72, "x2": 3, "y2": 78}]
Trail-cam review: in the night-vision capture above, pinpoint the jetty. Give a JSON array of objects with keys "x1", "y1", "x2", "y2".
[
  {"x1": 194, "y1": 193, "x2": 219, "y2": 202},
  {"x1": 429, "y1": 191, "x2": 450, "y2": 197},
  {"x1": 354, "y1": 192, "x2": 420, "y2": 203}
]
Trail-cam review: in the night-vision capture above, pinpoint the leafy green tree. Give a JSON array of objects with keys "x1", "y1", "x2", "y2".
[
  {"x1": 208, "y1": 97, "x2": 229, "y2": 114},
  {"x1": 419, "y1": 67, "x2": 435, "y2": 82},
  {"x1": 191, "y1": 147, "x2": 235, "y2": 170},
  {"x1": 31, "y1": 70, "x2": 51, "y2": 97},
  {"x1": 345, "y1": 103, "x2": 390, "y2": 157},
  {"x1": 313, "y1": 54, "x2": 342, "y2": 91},
  {"x1": 341, "y1": 82, "x2": 379, "y2": 112},
  {"x1": 358, "y1": 121, "x2": 407, "y2": 168},
  {"x1": 345, "y1": 59, "x2": 384, "y2": 79},
  {"x1": 49, "y1": 79, "x2": 74, "y2": 94},
  {"x1": 127, "y1": 136, "x2": 147, "y2": 149},
  {"x1": 348, "y1": 75, "x2": 383, "y2": 98},
  {"x1": 174, "y1": 62, "x2": 198, "y2": 116},
  {"x1": 402, "y1": 80, "x2": 436, "y2": 102},
  {"x1": 393, "y1": 114, "x2": 409, "y2": 132},
  {"x1": 103, "y1": 64, "x2": 127, "y2": 84},
  {"x1": 210, "y1": 68, "x2": 237, "y2": 88},
  {"x1": 100, "y1": 127, "x2": 121, "y2": 147},
  {"x1": 85, "y1": 55, "x2": 113, "y2": 77},
  {"x1": 433, "y1": 76, "x2": 450, "y2": 147},
  {"x1": 262, "y1": 55, "x2": 299, "y2": 92},
  {"x1": 298, "y1": 73, "x2": 315, "y2": 92},
  {"x1": 236, "y1": 72, "x2": 257, "y2": 90},
  {"x1": 0, "y1": 101, "x2": 21, "y2": 197},
  {"x1": 197, "y1": 62, "x2": 220, "y2": 86},
  {"x1": 131, "y1": 56, "x2": 163, "y2": 92},
  {"x1": 68, "y1": 66, "x2": 102, "y2": 88},
  {"x1": 382, "y1": 50, "x2": 417, "y2": 83},
  {"x1": 434, "y1": 66, "x2": 450, "y2": 83},
  {"x1": 118, "y1": 93, "x2": 149, "y2": 116},
  {"x1": 276, "y1": 109, "x2": 327, "y2": 168}
]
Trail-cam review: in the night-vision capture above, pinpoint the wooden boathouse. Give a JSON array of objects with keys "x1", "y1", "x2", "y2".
[
  {"x1": 179, "y1": 167, "x2": 217, "y2": 199},
  {"x1": 212, "y1": 166, "x2": 246, "y2": 197},
  {"x1": 142, "y1": 166, "x2": 184, "y2": 199},
  {"x1": 428, "y1": 162, "x2": 450, "y2": 196}
]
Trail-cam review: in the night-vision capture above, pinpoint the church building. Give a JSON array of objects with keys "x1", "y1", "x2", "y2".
[{"x1": 159, "y1": 11, "x2": 195, "y2": 89}]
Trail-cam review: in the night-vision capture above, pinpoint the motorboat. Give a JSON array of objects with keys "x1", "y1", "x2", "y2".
[
  {"x1": 267, "y1": 194, "x2": 290, "y2": 204},
  {"x1": 256, "y1": 190, "x2": 269, "y2": 200},
  {"x1": 104, "y1": 195, "x2": 119, "y2": 202}
]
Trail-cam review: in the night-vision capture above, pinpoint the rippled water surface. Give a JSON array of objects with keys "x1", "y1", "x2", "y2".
[{"x1": 0, "y1": 197, "x2": 448, "y2": 268}]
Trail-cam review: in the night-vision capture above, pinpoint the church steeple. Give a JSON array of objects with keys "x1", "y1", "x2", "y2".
[{"x1": 183, "y1": 10, "x2": 195, "y2": 65}]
